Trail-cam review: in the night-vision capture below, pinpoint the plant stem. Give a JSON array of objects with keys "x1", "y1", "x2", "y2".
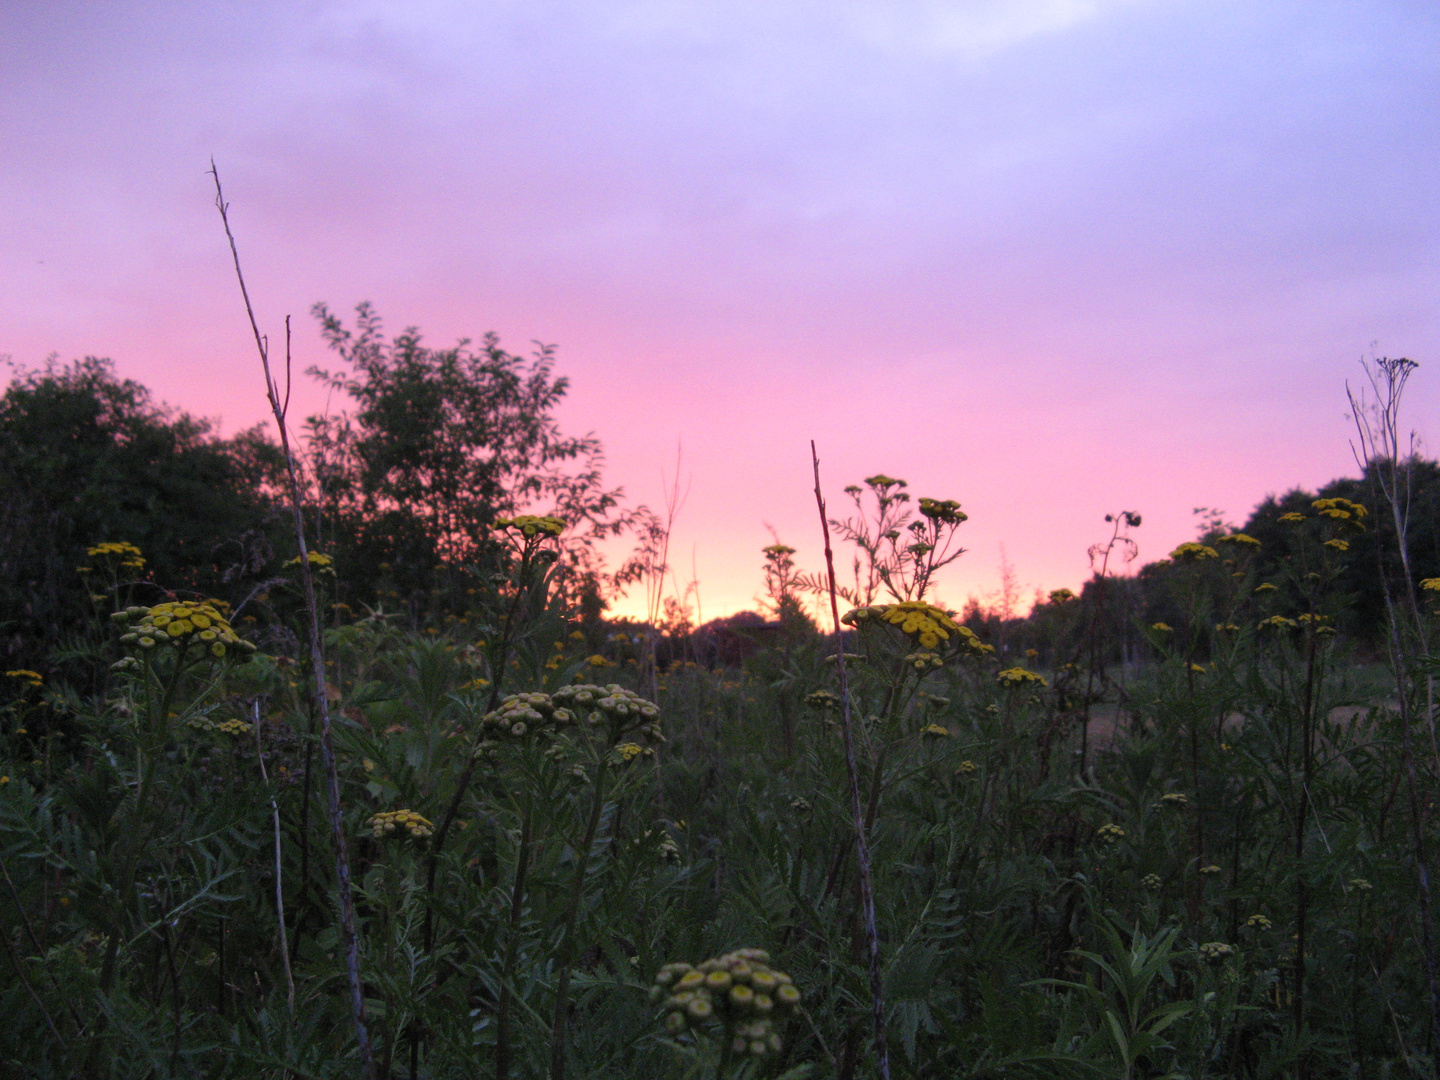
[
  {"x1": 811, "y1": 441, "x2": 891, "y2": 1080},
  {"x1": 549, "y1": 757, "x2": 610, "y2": 1080},
  {"x1": 213, "y1": 165, "x2": 375, "y2": 1079},
  {"x1": 495, "y1": 808, "x2": 533, "y2": 1080}
]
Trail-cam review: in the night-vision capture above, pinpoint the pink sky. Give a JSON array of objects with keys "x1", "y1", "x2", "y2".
[{"x1": 3, "y1": 0, "x2": 1438, "y2": 621}]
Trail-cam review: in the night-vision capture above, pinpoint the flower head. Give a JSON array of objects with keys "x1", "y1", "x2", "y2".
[
  {"x1": 117, "y1": 601, "x2": 255, "y2": 662},
  {"x1": 1096, "y1": 823, "x2": 1125, "y2": 844},
  {"x1": 1170, "y1": 542, "x2": 1219, "y2": 562},
  {"x1": 367, "y1": 809, "x2": 434, "y2": 840},
  {"x1": 652, "y1": 949, "x2": 800, "y2": 1058},
  {"x1": 5, "y1": 669, "x2": 42, "y2": 687},
  {"x1": 917, "y1": 497, "x2": 967, "y2": 524},
  {"x1": 494, "y1": 515, "x2": 566, "y2": 537},
  {"x1": 997, "y1": 666, "x2": 1047, "y2": 688},
  {"x1": 1199, "y1": 941, "x2": 1235, "y2": 963}
]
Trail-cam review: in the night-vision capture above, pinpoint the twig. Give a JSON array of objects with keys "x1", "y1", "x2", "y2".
[
  {"x1": 211, "y1": 162, "x2": 375, "y2": 1079},
  {"x1": 811, "y1": 440, "x2": 891, "y2": 1080}
]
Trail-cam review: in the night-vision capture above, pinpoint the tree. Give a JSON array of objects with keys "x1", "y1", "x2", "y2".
[{"x1": 305, "y1": 303, "x2": 647, "y2": 613}]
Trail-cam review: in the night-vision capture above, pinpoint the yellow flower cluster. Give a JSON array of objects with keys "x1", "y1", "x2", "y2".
[
  {"x1": 1096, "y1": 823, "x2": 1125, "y2": 844},
  {"x1": 494, "y1": 515, "x2": 565, "y2": 537},
  {"x1": 1216, "y1": 533, "x2": 1261, "y2": 548},
  {"x1": 585, "y1": 654, "x2": 614, "y2": 668},
  {"x1": 1422, "y1": 578, "x2": 1440, "y2": 592},
  {"x1": 1199, "y1": 864, "x2": 1222, "y2": 876},
  {"x1": 996, "y1": 667, "x2": 1047, "y2": 687},
  {"x1": 481, "y1": 692, "x2": 577, "y2": 739},
  {"x1": 843, "y1": 601, "x2": 965, "y2": 650},
  {"x1": 1151, "y1": 622, "x2": 1173, "y2": 633},
  {"x1": 87, "y1": 541, "x2": 146, "y2": 570},
  {"x1": 955, "y1": 759, "x2": 977, "y2": 775},
  {"x1": 187, "y1": 716, "x2": 250, "y2": 736},
  {"x1": 917, "y1": 497, "x2": 967, "y2": 524},
  {"x1": 1312, "y1": 497, "x2": 1367, "y2": 525},
  {"x1": 608, "y1": 741, "x2": 652, "y2": 764},
  {"x1": 1169, "y1": 542, "x2": 1219, "y2": 562},
  {"x1": 115, "y1": 601, "x2": 256, "y2": 660},
  {"x1": 1255, "y1": 583, "x2": 1278, "y2": 593},
  {"x1": 904, "y1": 651, "x2": 944, "y2": 670},
  {"x1": 1323, "y1": 539, "x2": 1350, "y2": 552},
  {"x1": 5, "y1": 670, "x2": 43, "y2": 687},
  {"x1": 1246, "y1": 913, "x2": 1272, "y2": 929},
  {"x1": 1258, "y1": 615, "x2": 1297, "y2": 631},
  {"x1": 1160, "y1": 792, "x2": 1189, "y2": 807},
  {"x1": 1199, "y1": 941, "x2": 1235, "y2": 962},
  {"x1": 921, "y1": 723, "x2": 951, "y2": 738},
  {"x1": 1048, "y1": 588, "x2": 1076, "y2": 604},
  {"x1": 652, "y1": 949, "x2": 802, "y2": 1057},
  {"x1": 1141, "y1": 873, "x2": 1161, "y2": 890},
  {"x1": 1279, "y1": 512, "x2": 1305, "y2": 523},
  {"x1": 284, "y1": 551, "x2": 334, "y2": 568},
  {"x1": 805, "y1": 689, "x2": 841, "y2": 711},
  {"x1": 553, "y1": 683, "x2": 664, "y2": 743},
  {"x1": 367, "y1": 809, "x2": 434, "y2": 840}
]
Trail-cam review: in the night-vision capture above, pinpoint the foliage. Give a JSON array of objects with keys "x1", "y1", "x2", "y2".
[
  {"x1": 0, "y1": 357, "x2": 284, "y2": 674},
  {"x1": 305, "y1": 303, "x2": 648, "y2": 618}
]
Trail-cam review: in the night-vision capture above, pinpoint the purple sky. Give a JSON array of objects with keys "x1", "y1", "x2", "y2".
[{"x1": 3, "y1": 0, "x2": 1438, "y2": 620}]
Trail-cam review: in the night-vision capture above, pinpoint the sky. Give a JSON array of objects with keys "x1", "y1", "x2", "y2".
[{"x1": 2, "y1": 0, "x2": 1438, "y2": 622}]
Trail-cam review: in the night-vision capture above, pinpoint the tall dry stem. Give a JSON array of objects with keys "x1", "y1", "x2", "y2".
[
  {"x1": 211, "y1": 163, "x2": 376, "y2": 1080},
  {"x1": 811, "y1": 441, "x2": 891, "y2": 1080},
  {"x1": 1347, "y1": 355, "x2": 1440, "y2": 1046}
]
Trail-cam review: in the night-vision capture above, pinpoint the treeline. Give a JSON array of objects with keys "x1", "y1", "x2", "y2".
[{"x1": 1, "y1": 305, "x2": 650, "y2": 678}]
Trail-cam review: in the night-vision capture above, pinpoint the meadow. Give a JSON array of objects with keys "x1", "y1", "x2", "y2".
[
  {"x1": 2, "y1": 251, "x2": 1438, "y2": 1079},
  {"x1": 3, "y1": 443, "x2": 1440, "y2": 1080}
]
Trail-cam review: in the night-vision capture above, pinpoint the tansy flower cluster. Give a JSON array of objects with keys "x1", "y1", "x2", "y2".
[
  {"x1": 493, "y1": 515, "x2": 565, "y2": 537},
  {"x1": 480, "y1": 692, "x2": 578, "y2": 739},
  {"x1": 1215, "y1": 533, "x2": 1262, "y2": 548},
  {"x1": 1246, "y1": 914, "x2": 1272, "y2": 929},
  {"x1": 1259, "y1": 615, "x2": 1298, "y2": 631},
  {"x1": 1048, "y1": 588, "x2": 1076, "y2": 604},
  {"x1": 114, "y1": 601, "x2": 255, "y2": 660},
  {"x1": 651, "y1": 948, "x2": 802, "y2": 1058},
  {"x1": 5, "y1": 670, "x2": 43, "y2": 687},
  {"x1": 86, "y1": 541, "x2": 146, "y2": 570},
  {"x1": 367, "y1": 809, "x2": 434, "y2": 840},
  {"x1": 187, "y1": 716, "x2": 250, "y2": 736},
  {"x1": 1199, "y1": 942, "x2": 1235, "y2": 963},
  {"x1": 1313, "y1": 497, "x2": 1367, "y2": 526},
  {"x1": 904, "y1": 651, "x2": 944, "y2": 670},
  {"x1": 552, "y1": 683, "x2": 663, "y2": 743},
  {"x1": 917, "y1": 497, "x2": 967, "y2": 524},
  {"x1": 843, "y1": 601, "x2": 981, "y2": 652},
  {"x1": 997, "y1": 667, "x2": 1047, "y2": 688},
  {"x1": 1170, "y1": 542, "x2": 1219, "y2": 562},
  {"x1": 284, "y1": 551, "x2": 334, "y2": 571},
  {"x1": 805, "y1": 689, "x2": 841, "y2": 711},
  {"x1": 1097, "y1": 823, "x2": 1125, "y2": 844}
]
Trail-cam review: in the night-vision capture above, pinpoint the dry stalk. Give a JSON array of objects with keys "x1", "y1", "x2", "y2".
[
  {"x1": 211, "y1": 163, "x2": 376, "y2": 1079},
  {"x1": 811, "y1": 440, "x2": 891, "y2": 1080}
]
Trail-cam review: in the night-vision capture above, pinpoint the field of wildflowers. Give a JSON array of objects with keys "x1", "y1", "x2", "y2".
[{"x1": 2, "y1": 445, "x2": 1440, "y2": 1080}]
